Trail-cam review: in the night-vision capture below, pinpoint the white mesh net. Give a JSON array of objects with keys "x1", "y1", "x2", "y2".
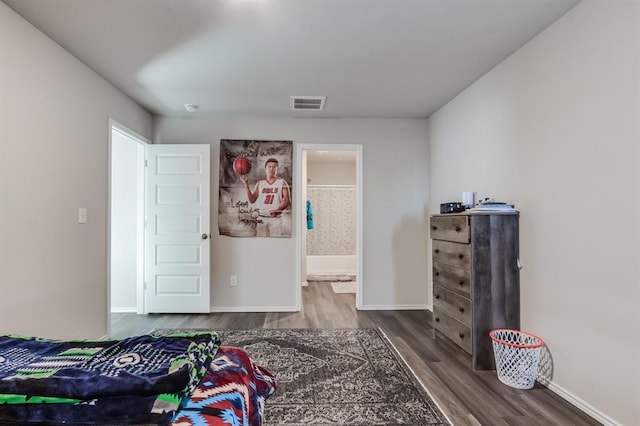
[{"x1": 490, "y1": 329, "x2": 544, "y2": 390}]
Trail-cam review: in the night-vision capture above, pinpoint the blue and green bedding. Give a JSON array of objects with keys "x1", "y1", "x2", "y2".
[{"x1": 0, "y1": 331, "x2": 277, "y2": 425}]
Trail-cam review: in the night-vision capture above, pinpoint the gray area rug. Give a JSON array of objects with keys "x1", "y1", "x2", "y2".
[{"x1": 196, "y1": 328, "x2": 450, "y2": 425}]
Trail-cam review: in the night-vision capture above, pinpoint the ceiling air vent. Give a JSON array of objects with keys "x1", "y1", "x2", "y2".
[{"x1": 290, "y1": 96, "x2": 326, "y2": 111}]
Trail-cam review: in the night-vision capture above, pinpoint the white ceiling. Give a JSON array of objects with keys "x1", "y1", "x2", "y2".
[{"x1": 3, "y1": 0, "x2": 579, "y2": 118}]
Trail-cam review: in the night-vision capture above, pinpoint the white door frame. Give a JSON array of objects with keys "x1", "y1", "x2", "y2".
[
  {"x1": 107, "y1": 119, "x2": 150, "y2": 336},
  {"x1": 295, "y1": 144, "x2": 364, "y2": 310}
]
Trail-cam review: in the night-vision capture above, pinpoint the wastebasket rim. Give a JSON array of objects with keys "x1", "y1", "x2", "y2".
[{"x1": 489, "y1": 328, "x2": 545, "y2": 348}]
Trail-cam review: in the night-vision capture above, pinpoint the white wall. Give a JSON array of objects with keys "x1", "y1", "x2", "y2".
[
  {"x1": 154, "y1": 117, "x2": 430, "y2": 310},
  {"x1": 0, "y1": 4, "x2": 152, "y2": 339},
  {"x1": 308, "y1": 162, "x2": 356, "y2": 185},
  {"x1": 428, "y1": 1, "x2": 639, "y2": 424},
  {"x1": 110, "y1": 131, "x2": 144, "y2": 312}
]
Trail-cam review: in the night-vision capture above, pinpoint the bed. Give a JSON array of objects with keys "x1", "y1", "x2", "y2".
[{"x1": 0, "y1": 331, "x2": 277, "y2": 425}]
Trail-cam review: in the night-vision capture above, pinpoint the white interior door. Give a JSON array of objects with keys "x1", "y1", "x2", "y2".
[{"x1": 146, "y1": 144, "x2": 210, "y2": 313}]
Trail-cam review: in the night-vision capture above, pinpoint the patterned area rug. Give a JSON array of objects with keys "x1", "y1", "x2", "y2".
[{"x1": 212, "y1": 328, "x2": 449, "y2": 425}]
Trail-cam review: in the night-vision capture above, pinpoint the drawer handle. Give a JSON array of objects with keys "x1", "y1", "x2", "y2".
[
  {"x1": 458, "y1": 332, "x2": 465, "y2": 339},
  {"x1": 459, "y1": 307, "x2": 464, "y2": 313},
  {"x1": 458, "y1": 280, "x2": 464, "y2": 286},
  {"x1": 432, "y1": 225, "x2": 437, "y2": 230},
  {"x1": 435, "y1": 317, "x2": 440, "y2": 322},
  {"x1": 455, "y1": 226, "x2": 461, "y2": 232},
  {"x1": 458, "y1": 253, "x2": 464, "y2": 259},
  {"x1": 435, "y1": 272, "x2": 440, "y2": 276},
  {"x1": 435, "y1": 294, "x2": 440, "y2": 299},
  {"x1": 434, "y1": 249, "x2": 440, "y2": 254}
]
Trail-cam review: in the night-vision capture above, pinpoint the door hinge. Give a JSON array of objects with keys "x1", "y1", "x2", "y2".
[
  {"x1": 144, "y1": 159, "x2": 148, "y2": 167},
  {"x1": 144, "y1": 282, "x2": 147, "y2": 290}
]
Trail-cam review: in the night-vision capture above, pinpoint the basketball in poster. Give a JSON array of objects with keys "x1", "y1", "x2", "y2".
[
  {"x1": 232, "y1": 156, "x2": 252, "y2": 175},
  {"x1": 218, "y1": 139, "x2": 293, "y2": 238}
]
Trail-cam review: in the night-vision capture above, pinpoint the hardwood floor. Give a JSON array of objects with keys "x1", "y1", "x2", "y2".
[{"x1": 111, "y1": 282, "x2": 600, "y2": 425}]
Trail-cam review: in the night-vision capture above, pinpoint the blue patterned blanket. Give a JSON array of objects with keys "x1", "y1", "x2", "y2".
[{"x1": 0, "y1": 331, "x2": 220, "y2": 424}]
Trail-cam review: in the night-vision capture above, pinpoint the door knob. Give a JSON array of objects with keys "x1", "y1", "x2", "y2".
[{"x1": 201, "y1": 234, "x2": 209, "y2": 240}]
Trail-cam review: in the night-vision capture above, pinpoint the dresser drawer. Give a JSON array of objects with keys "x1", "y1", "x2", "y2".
[
  {"x1": 433, "y1": 240, "x2": 471, "y2": 270},
  {"x1": 433, "y1": 308, "x2": 472, "y2": 354},
  {"x1": 430, "y1": 215, "x2": 470, "y2": 243},
  {"x1": 433, "y1": 262, "x2": 471, "y2": 297},
  {"x1": 433, "y1": 285, "x2": 471, "y2": 327}
]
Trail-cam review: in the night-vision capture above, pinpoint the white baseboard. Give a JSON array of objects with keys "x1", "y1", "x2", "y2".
[
  {"x1": 546, "y1": 381, "x2": 620, "y2": 425},
  {"x1": 110, "y1": 307, "x2": 136, "y2": 313},
  {"x1": 301, "y1": 281, "x2": 308, "y2": 287},
  {"x1": 209, "y1": 306, "x2": 299, "y2": 313},
  {"x1": 361, "y1": 304, "x2": 428, "y2": 311}
]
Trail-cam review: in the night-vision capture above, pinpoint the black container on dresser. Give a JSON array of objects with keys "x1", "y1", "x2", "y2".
[{"x1": 430, "y1": 212, "x2": 520, "y2": 370}]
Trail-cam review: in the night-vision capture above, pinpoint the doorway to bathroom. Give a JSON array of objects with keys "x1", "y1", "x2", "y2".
[{"x1": 296, "y1": 144, "x2": 363, "y2": 310}]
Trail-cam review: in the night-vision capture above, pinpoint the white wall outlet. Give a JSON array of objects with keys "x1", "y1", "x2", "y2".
[
  {"x1": 78, "y1": 207, "x2": 87, "y2": 224},
  {"x1": 230, "y1": 275, "x2": 237, "y2": 287}
]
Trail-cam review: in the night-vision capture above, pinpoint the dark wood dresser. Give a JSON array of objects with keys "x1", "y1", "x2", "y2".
[{"x1": 430, "y1": 212, "x2": 520, "y2": 370}]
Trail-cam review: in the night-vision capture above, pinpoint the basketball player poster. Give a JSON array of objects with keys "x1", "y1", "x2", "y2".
[{"x1": 218, "y1": 139, "x2": 293, "y2": 238}]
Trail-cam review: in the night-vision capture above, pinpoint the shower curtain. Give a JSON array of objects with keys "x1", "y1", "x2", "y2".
[{"x1": 306, "y1": 185, "x2": 356, "y2": 256}]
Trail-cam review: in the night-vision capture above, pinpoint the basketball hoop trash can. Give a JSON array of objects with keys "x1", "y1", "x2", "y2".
[{"x1": 489, "y1": 329, "x2": 545, "y2": 390}]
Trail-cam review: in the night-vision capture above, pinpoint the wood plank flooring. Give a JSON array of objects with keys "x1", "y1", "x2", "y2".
[{"x1": 111, "y1": 282, "x2": 600, "y2": 425}]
